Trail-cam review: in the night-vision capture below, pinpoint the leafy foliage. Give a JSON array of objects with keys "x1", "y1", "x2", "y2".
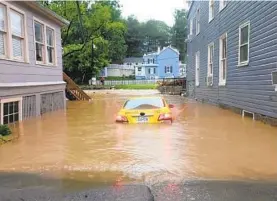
[
  {"x1": 124, "y1": 16, "x2": 172, "y2": 56},
  {"x1": 124, "y1": 12, "x2": 187, "y2": 60},
  {"x1": 41, "y1": 1, "x2": 187, "y2": 83},
  {"x1": 0, "y1": 125, "x2": 11, "y2": 136},
  {"x1": 171, "y1": 9, "x2": 187, "y2": 62},
  {"x1": 44, "y1": 0, "x2": 127, "y2": 84}
]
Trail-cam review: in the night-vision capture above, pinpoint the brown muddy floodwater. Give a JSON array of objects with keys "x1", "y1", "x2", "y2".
[{"x1": 0, "y1": 90, "x2": 277, "y2": 190}]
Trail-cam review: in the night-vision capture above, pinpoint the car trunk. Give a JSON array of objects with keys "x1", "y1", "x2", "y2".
[{"x1": 124, "y1": 108, "x2": 162, "y2": 123}]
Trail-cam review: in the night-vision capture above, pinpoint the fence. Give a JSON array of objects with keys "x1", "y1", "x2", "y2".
[{"x1": 97, "y1": 79, "x2": 163, "y2": 86}]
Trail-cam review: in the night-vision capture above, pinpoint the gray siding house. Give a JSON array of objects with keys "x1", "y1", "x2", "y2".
[
  {"x1": 187, "y1": 0, "x2": 277, "y2": 123},
  {"x1": 0, "y1": 1, "x2": 68, "y2": 124}
]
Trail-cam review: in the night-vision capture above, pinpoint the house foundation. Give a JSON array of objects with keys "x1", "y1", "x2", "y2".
[{"x1": 0, "y1": 83, "x2": 66, "y2": 124}]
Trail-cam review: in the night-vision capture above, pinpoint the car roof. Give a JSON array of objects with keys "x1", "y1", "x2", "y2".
[{"x1": 128, "y1": 96, "x2": 163, "y2": 100}]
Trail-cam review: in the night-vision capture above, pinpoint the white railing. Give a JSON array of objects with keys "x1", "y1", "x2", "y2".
[{"x1": 97, "y1": 79, "x2": 163, "y2": 86}]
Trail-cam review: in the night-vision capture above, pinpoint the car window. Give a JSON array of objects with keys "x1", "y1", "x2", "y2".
[{"x1": 123, "y1": 98, "x2": 165, "y2": 109}]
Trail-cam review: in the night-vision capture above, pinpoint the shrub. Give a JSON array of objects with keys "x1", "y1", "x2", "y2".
[{"x1": 0, "y1": 125, "x2": 11, "y2": 136}]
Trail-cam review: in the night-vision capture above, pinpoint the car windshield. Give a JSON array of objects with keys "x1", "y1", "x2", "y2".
[{"x1": 123, "y1": 98, "x2": 164, "y2": 110}]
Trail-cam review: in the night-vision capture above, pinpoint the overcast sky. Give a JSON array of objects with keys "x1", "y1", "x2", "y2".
[{"x1": 119, "y1": 0, "x2": 188, "y2": 26}]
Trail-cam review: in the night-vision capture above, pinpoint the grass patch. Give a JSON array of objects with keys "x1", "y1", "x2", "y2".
[
  {"x1": 103, "y1": 76, "x2": 135, "y2": 80},
  {"x1": 114, "y1": 84, "x2": 157, "y2": 90},
  {"x1": 0, "y1": 135, "x2": 14, "y2": 145}
]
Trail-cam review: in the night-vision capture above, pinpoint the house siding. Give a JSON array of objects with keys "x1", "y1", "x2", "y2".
[
  {"x1": 0, "y1": 1, "x2": 66, "y2": 124},
  {"x1": 0, "y1": 1, "x2": 63, "y2": 83},
  {"x1": 157, "y1": 48, "x2": 179, "y2": 78},
  {"x1": 136, "y1": 47, "x2": 180, "y2": 79},
  {"x1": 187, "y1": 1, "x2": 277, "y2": 118}
]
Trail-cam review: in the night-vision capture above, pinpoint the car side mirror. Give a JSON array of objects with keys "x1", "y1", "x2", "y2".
[{"x1": 169, "y1": 104, "x2": 174, "y2": 108}]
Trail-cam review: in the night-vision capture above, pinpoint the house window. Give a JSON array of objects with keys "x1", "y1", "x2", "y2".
[
  {"x1": 0, "y1": 4, "x2": 7, "y2": 57},
  {"x1": 219, "y1": 0, "x2": 227, "y2": 11},
  {"x1": 0, "y1": 3, "x2": 27, "y2": 61},
  {"x1": 209, "y1": 0, "x2": 214, "y2": 22},
  {"x1": 148, "y1": 68, "x2": 151, "y2": 74},
  {"x1": 10, "y1": 10, "x2": 24, "y2": 60},
  {"x1": 195, "y1": 51, "x2": 200, "y2": 86},
  {"x1": 165, "y1": 66, "x2": 170, "y2": 73},
  {"x1": 1, "y1": 97, "x2": 22, "y2": 124},
  {"x1": 207, "y1": 43, "x2": 214, "y2": 86},
  {"x1": 138, "y1": 67, "x2": 141, "y2": 72},
  {"x1": 3, "y1": 101, "x2": 19, "y2": 124},
  {"x1": 190, "y1": 19, "x2": 193, "y2": 35},
  {"x1": 219, "y1": 33, "x2": 227, "y2": 85},
  {"x1": 148, "y1": 58, "x2": 150, "y2": 64},
  {"x1": 207, "y1": 43, "x2": 214, "y2": 77},
  {"x1": 153, "y1": 68, "x2": 156, "y2": 74},
  {"x1": 239, "y1": 22, "x2": 250, "y2": 66},
  {"x1": 196, "y1": 8, "x2": 200, "y2": 35},
  {"x1": 35, "y1": 21, "x2": 44, "y2": 62},
  {"x1": 34, "y1": 19, "x2": 56, "y2": 65}
]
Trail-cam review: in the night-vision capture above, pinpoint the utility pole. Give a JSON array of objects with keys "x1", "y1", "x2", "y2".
[{"x1": 91, "y1": 39, "x2": 94, "y2": 77}]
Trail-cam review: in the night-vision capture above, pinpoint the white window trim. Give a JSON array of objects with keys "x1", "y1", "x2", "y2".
[
  {"x1": 207, "y1": 42, "x2": 214, "y2": 85},
  {"x1": 238, "y1": 21, "x2": 250, "y2": 66},
  {"x1": 219, "y1": 33, "x2": 227, "y2": 86},
  {"x1": 209, "y1": 0, "x2": 214, "y2": 22},
  {"x1": 190, "y1": 19, "x2": 193, "y2": 35},
  {"x1": 219, "y1": 0, "x2": 227, "y2": 12},
  {"x1": 0, "y1": 97, "x2": 22, "y2": 125},
  {"x1": 195, "y1": 51, "x2": 200, "y2": 86},
  {"x1": 33, "y1": 17, "x2": 57, "y2": 66},
  {"x1": 0, "y1": 1, "x2": 29, "y2": 63},
  {"x1": 0, "y1": 3, "x2": 8, "y2": 60},
  {"x1": 196, "y1": 8, "x2": 200, "y2": 35}
]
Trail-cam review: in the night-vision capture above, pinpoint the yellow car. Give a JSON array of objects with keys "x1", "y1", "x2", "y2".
[{"x1": 115, "y1": 97, "x2": 174, "y2": 124}]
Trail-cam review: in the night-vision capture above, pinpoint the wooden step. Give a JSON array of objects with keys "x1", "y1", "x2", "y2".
[{"x1": 63, "y1": 72, "x2": 92, "y2": 101}]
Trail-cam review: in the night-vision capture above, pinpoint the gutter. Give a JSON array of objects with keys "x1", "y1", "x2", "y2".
[{"x1": 24, "y1": 1, "x2": 70, "y2": 26}]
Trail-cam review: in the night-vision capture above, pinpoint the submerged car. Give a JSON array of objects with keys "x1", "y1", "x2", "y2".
[{"x1": 115, "y1": 97, "x2": 174, "y2": 124}]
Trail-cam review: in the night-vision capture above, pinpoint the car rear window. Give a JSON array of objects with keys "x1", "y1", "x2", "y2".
[{"x1": 123, "y1": 98, "x2": 165, "y2": 110}]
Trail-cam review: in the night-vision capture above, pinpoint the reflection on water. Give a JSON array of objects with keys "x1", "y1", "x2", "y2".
[{"x1": 0, "y1": 90, "x2": 277, "y2": 190}]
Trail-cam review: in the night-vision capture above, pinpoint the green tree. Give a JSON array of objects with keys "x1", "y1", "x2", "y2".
[
  {"x1": 124, "y1": 15, "x2": 144, "y2": 57},
  {"x1": 171, "y1": 9, "x2": 187, "y2": 62},
  {"x1": 44, "y1": 1, "x2": 127, "y2": 83},
  {"x1": 124, "y1": 18, "x2": 171, "y2": 56}
]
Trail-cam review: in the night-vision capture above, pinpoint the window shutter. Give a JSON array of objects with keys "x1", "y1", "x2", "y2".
[
  {"x1": 0, "y1": 33, "x2": 4, "y2": 55},
  {"x1": 165, "y1": 66, "x2": 166, "y2": 73},
  {"x1": 154, "y1": 68, "x2": 156, "y2": 74},
  {"x1": 170, "y1": 66, "x2": 173, "y2": 73}
]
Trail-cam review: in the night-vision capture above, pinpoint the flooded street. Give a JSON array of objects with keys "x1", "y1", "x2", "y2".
[{"x1": 0, "y1": 90, "x2": 277, "y2": 191}]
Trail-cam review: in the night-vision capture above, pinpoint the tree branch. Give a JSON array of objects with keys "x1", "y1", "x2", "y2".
[
  {"x1": 63, "y1": 43, "x2": 87, "y2": 58},
  {"x1": 76, "y1": 1, "x2": 85, "y2": 43},
  {"x1": 63, "y1": 32, "x2": 94, "y2": 58},
  {"x1": 62, "y1": 21, "x2": 72, "y2": 46},
  {"x1": 62, "y1": 20, "x2": 106, "y2": 58}
]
